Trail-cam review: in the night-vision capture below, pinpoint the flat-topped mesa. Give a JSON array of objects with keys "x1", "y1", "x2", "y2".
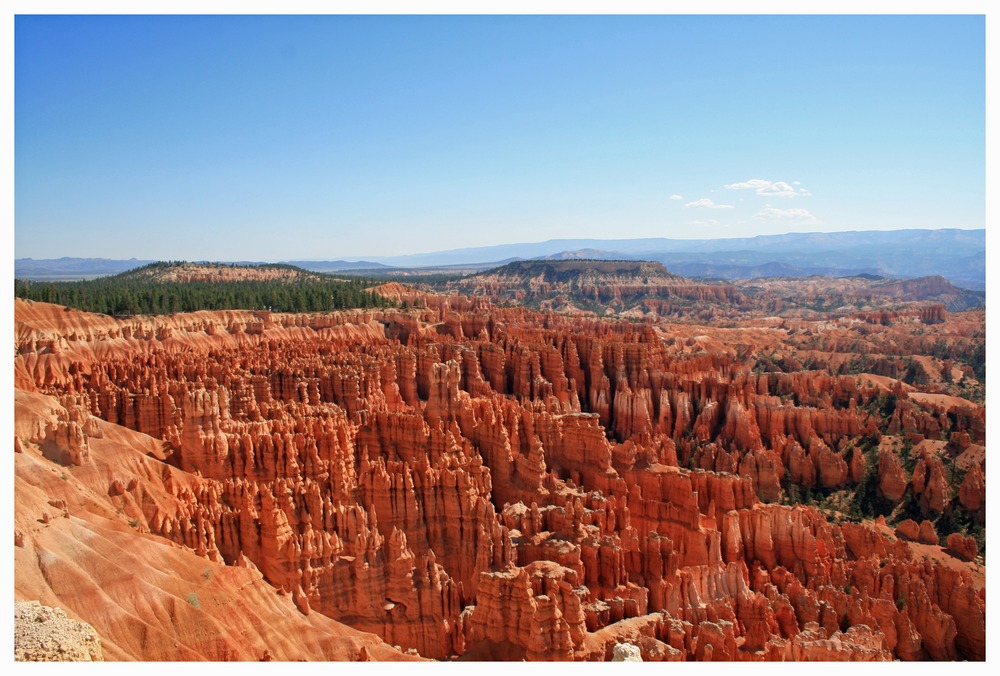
[
  {"x1": 453, "y1": 259, "x2": 744, "y2": 311},
  {"x1": 120, "y1": 261, "x2": 327, "y2": 284},
  {"x1": 875, "y1": 276, "x2": 963, "y2": 300}
]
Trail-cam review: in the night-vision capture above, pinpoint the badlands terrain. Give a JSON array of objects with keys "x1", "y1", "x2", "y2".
[{"x1": 13, "y1": 261, "x2": 985, "y2": 661}]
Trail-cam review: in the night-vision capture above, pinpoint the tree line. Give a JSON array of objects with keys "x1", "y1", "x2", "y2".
[{"x1": 14, "y1": 264, "x2": 395, "y2": 316}]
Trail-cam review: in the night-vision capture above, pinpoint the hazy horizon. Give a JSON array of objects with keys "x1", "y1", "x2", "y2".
[
  {"x1": 15, "y1": 13, "x2": 985, "y2": 261},
  {"x1": 10, "y1": 226, "x2": 984, "y2": 266}
]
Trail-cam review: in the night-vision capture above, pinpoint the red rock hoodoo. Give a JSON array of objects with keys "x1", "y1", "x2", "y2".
[{"x1": 13, "y1": 297, "x2": 985, "y2": 661}]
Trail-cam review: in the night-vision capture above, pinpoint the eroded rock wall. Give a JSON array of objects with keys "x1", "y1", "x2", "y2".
[{"x1": 14, "y1": 299, "x2": 984, "y2": 661}]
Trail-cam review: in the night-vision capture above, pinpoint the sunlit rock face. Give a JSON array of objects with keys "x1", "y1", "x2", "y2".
[{"x1": 14, "y1": 297, "x2": 985, "y2": 660}]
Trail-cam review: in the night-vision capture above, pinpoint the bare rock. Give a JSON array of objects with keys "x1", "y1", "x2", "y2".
[
  {"x1": 895, "y1": 519, "x2": 920, "y2": 541},
  {"x1": 877, "y1": 450, "x2": 908, "y2": 502},
  {"x1": 945, "y1": 533, "x2": 977, "y2": 561},
  {"x1": 611, "y1": 642, "x2": 643, "y2": 662},
  {"x1": 14, "y1": 601, "x2": 103, "y2": 662},
  {"x1": 917, "y1": 520, "x2": 939, "y2": 546},
  {"x1": 958, "y1": 464, "x2": 985, "y2": 513}
]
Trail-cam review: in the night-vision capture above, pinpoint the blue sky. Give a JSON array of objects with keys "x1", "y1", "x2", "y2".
[{"x1": 14, "y1": 13, "x2": 985, "y2": 261}]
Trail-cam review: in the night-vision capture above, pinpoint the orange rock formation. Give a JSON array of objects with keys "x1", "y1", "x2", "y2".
[{"x1": 14, "y1": 298, "x2": 985, "y2": 661}]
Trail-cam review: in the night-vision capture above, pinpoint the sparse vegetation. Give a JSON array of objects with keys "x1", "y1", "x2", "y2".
[{"x1": 848, "y1": 435, "x2": 896, "y2": 520}]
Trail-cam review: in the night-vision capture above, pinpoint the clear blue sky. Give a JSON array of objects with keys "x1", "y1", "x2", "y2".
[{"x1": 14, "y1": 14, "x2": 985, "y2": 261}]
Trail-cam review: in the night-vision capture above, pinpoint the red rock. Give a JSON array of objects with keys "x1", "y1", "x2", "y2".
[
  {"x1": 464, "y1": 562, "x2": 587, "y2": 660},
  {"x1": 14, "y1": 299, "x2": 986, "y2": 662},
  {"x1": 917, "y1": 520, "x2": 939, "y2": 546},
  {"x1": 945, "y1": 533, "x2": 977, "y2": 561},
  {"x1": 849, "y1": 444, "x2": 866, "y2": 483},
  {"x1": 810, "y1": 438, "x2": 849, "y2": 488},
  {"x1": 911, "y1": 454, "x2": 950, "y2": 514},
  {"x1": 958, "y1": 463, "x2": 985, "y2": 513},
  {"x1": 877, "y1": 450, "x2": 908, "y2": 502},
  {"x1": 895, "y1": 520, "x2": 920, "y2": 542},
  {"x1": 788, "y1": 623, "x2": 891, "y2": 661},
  {"x1": 738, "y1": 448, "x2": 783, "y2": 503}
]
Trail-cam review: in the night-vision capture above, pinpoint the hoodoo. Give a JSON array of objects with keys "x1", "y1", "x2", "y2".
[{"x1": 13, "y1": 290, "x2": 984, "y2": 661}]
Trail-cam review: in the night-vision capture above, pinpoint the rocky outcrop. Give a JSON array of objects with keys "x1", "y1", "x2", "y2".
[
  {"x1": 14, "y1": 299, "x2": 985, "y2": 661},
  {"x1": 945, "y1": 533, "x2": 977, "y2": 562},
  {"x1": 911, "y1": 454, "x2": 950, "y2": 514},
  {"x1": 958, "y1": 463, "x2": 985, "y2": 514},
  {"x1": 895, "y1": 520, "x2": 920, "y2": 542},
  {"x1": 786, "y1": 623, "x2": 891, "y2": 661},
  {"x1": 877, "y1": 450, "x2": 908, "y2": 501},
  {"x1": 917, "y1": 521, "x2": 939, "y2": 546},
  {"x1": 464, "y1": 561, "x2": 588, "y2": 660},
  {"x1": 14, "y1": 389, "x2": 423, "y2": 662},
  {"x1": 14, "y1": 602, "x2": 103, "y2": 662},
  {"x1": 452, "y1": 260, "x2": 744, "y2": 314},
  {"x1": 611, "y1": 643, "x2": 643, "y2": 661}
]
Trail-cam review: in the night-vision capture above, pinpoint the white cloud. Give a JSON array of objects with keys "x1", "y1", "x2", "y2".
[
  {"x1": 669, "y1": 194, "x2": 684, "y2": 201},
  {"x1": 754, "y1": 207, "x2": 820, "y2": 224},
  {"x1": 684, "y1": 198, "x2": 734, "y2": 209},
  {"x1": 688, "y1": 219, "x2": 721, "y2": 228},
  {"x1": 725, "y1": 179, "x2": 808, "y2": 198}
]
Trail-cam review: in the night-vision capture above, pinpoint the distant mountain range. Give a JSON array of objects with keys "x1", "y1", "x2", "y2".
[
  {"x1": 15, "y1": 228, "x2": 985, "y2": 290},
  {"x1": 13, "y1": 257, "x2": 157, "y2": 280},
  {"x1": 365, "y1": 229, "x2": 985, "y2": 290},
  {"x1": 280, "y1": 260, "x2": 392, "y2": 273}
]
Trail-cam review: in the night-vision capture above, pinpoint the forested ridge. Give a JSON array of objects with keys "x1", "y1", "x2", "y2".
[{"x1": 14, "y1": 262, "x2": 394, "y2": 316}]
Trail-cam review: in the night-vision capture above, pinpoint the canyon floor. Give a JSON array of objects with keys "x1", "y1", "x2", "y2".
[{"x1": 13, "y1": 268, "x2": 986, "y2": 661}]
